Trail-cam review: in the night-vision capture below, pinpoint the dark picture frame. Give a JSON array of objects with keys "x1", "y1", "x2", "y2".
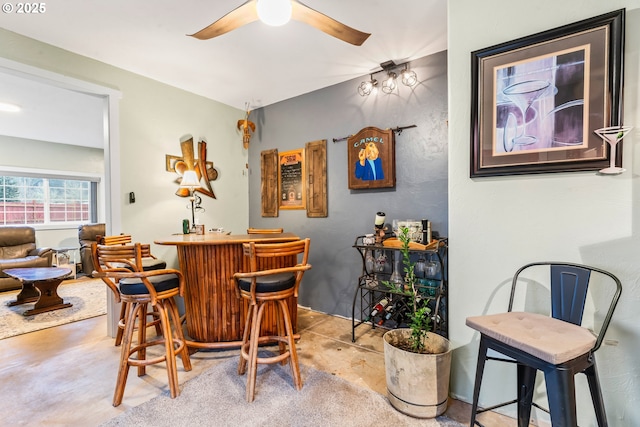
[
  {"x1": 347, "y1": 127, "x2": 396, "y2": 189},
  {"x1": 470, "y1": 9, "x2": 625, "y2": 177},
  {"x1": 278, "y1": 148, "x2": 306, "y2": 210}
]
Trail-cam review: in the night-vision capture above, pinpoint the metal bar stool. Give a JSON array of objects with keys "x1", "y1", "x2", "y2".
[{"x1": 466, "y1": 262, "x2": 622, "y2": 427}]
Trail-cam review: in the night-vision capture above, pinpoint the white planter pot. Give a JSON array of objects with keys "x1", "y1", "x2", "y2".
[{"x1": 383, "y1": 329, "x2": 452, "y2": 418}]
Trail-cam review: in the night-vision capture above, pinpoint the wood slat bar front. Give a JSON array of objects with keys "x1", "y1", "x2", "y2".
[{"x1": 155, "y1": 232, "x2": 299, "y2": 349}]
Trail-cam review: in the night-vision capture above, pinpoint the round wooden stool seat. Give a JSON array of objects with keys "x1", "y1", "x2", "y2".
[{"x1": 237, "y1": 272, "x2": 295, "y2": 293}]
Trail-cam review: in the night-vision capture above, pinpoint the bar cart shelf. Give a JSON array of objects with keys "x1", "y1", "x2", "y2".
[{"x1": 351, "y1": 235, "x2": 448, "y2": 342}]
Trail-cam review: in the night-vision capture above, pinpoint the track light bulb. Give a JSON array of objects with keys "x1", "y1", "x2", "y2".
[
  {"x1": 381, "y1": 72, "x2": 397, "y2": 94},
  {"x1": 401, "y1": 68, "x2": 418, "y2": 87},
  {"x1": 257, "y1": 0, "x2": 292, "y2": 26}
]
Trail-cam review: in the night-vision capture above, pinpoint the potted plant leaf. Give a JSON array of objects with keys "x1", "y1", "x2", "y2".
[{"x1": 382, "y1": 226, "x2": 452, "y2": 418}]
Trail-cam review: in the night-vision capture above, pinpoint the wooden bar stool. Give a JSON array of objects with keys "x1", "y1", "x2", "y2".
[
  {"x1": 97, "y1": 234, "x2": 167, "y2": 346},
  {"x1": 92, "y1": 242, "x2": 192, "y2": 406},
  {"x1": 247, "y1": 227, "x2": 284, "y2": 234},
  {"x1": 232, "y1": 238, "x2": 311, "y2": 402}
]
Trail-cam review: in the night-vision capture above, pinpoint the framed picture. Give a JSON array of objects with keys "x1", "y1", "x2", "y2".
[
  {"x1": 470, "y1": 9, "x2": 625, "y2": 177},
  {"x1": 278, "y1": 149, "x2": 306, "y2": 210},
  {"x1": 348, "y1": 127, "x2": 396, "y2": 189}
]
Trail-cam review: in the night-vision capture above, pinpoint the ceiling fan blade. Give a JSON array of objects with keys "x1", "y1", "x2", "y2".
[
  {"x1": 189, "y1": 0, "x2": 259, "y2": 40},
  {"x1": 291, "y1": 1, "x2": 370, "y2": 46}
]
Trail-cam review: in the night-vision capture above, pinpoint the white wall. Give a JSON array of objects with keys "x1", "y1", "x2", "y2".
[
  {"x1": 449, "y1": 1, "x2": 640, "y2": 426},
  {"x1": 0, "y1": 28, "x2": 249, "y2": 269}
]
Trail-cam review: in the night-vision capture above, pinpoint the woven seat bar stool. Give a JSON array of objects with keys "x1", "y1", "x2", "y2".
[
  {"x1": 247, "y1": 227, "x2": 284, "y2": 234},
  {"x1": 232, "y1": 238, "x2": 311, "y2": 402},
  {"x1": 92, "y1": 242, "x2": 192, "y2": 406},
  {"x1": 466, "y1": 262, "x2": 621, "y2": 427}
]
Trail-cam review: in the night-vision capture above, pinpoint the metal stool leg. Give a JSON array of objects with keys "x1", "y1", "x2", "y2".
[
  {"x1": 470, "y1": 337, "x2": 489, "y2": 426},
  {"x1": 585, "y1": 362, "x2": 609, "y2": 427},
  {"x1": 517, "y1": 364, "x2": 536, "y2": 427},
  {"x1": 545, "y1": 367, "x2": 577, "y2": 427}
]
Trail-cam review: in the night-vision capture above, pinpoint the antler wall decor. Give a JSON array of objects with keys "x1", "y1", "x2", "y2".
[{"x1": 165, "y1": 135, "x2": 218, "y2": 199}]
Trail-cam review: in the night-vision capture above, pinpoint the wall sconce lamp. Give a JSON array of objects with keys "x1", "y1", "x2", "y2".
[
  {"x1": 179, "y1": 170, "x2": 201, "y2": 230},
  {"x1": 358, "y1": 60, "x2": 418, "y2": 96}
]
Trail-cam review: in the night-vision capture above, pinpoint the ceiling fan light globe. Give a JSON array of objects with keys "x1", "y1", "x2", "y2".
[{"x1": 257, "y1": 0, "x2": 293, "y2": 26}]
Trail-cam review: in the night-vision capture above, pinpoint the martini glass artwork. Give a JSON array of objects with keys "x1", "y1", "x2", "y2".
[
  {"x1": 502, "y1": 80, "x2": 551, "y2": 150},
  {"x1": 593, "y1": 125, "x2": 633, "y2": 174}
]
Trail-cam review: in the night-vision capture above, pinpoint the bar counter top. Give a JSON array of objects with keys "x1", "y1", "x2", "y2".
[{"x1": 155, "y1": 232, "x2": 299, "y2": 246}]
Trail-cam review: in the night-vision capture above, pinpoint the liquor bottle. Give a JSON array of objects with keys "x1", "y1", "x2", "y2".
[{"x1": 369, "y1": 297, "x2": 389, "y2": 319}]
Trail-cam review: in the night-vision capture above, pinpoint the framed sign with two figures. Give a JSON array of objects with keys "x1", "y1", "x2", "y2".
[{"x1": 470, "y1": 9, "x2": 625, "y2": 177}]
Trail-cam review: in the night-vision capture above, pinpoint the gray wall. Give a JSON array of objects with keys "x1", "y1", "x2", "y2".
[{"x1": 248, "y1": 52, "x2": 448, "y2": 318}]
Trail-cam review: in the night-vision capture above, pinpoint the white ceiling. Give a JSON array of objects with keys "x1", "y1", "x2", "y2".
[
  {"x1": 0, "y1": 71, "x2": 106, "y2": 148},
  {"x1": 0, "y1": 0, "x2": 447, "y2": 147}
]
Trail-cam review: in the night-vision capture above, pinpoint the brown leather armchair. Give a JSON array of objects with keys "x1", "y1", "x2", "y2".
[
  {"x1": 0, "y1": 226, "x2": 53, "y2": 292},
  {"x1": 78, "y1": 223, "x2": 105, "y2": 276}
]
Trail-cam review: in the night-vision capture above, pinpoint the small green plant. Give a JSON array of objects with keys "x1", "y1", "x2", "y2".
[{"x1": 385, "y1": 226, "x2": 431, "y2": 353}]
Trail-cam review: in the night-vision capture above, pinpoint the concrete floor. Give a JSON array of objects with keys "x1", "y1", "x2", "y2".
[{"x1": 0, "y1": 307, "x2": 516, "y2": 426}]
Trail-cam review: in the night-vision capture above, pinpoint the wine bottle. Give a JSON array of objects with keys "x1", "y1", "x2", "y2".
[
  {"x1": 369, "y1": 297, "x2": 389, "y2": 318},
  {"x1": 383, "y1": 300, "x2": 396, "y2": 320}
]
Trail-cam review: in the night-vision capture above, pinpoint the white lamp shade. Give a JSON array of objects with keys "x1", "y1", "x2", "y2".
[
  {"x1": 257, "y1": 0, "x2": 292, "y2": 26},
  {"x1": 179, "y1": 170, "x2": 201, "y2": 188}
]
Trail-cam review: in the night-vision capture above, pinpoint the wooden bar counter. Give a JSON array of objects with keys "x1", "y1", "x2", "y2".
[{"x1": 155, "y1": 232, "x2": 300, "y2": 350}]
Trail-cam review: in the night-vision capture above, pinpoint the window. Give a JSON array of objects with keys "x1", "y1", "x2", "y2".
[{"x1": 0, "y1": 175, "x2": 95, "y2": 226}]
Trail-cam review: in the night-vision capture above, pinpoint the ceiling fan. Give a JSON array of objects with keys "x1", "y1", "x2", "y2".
[{"x1": 189, "y1": 0, "x2": 371, "y2": 46}]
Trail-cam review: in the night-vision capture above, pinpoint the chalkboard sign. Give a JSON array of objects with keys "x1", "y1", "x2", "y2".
[{"x1": 278, "y1": 149, "x2": 306, "y2": 210}]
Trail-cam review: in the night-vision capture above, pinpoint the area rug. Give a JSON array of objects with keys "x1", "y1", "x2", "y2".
[
  {"x1": 101, "y1": 356, "x2": 464, "y2": 427},
  {"x1": 0, "y1": 277, "x2": 107, "y2": 340}
]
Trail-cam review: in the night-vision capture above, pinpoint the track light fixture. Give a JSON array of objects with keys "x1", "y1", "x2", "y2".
[{"x1": 357, "y1": 60, "x2": 418, "y2": 96}]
